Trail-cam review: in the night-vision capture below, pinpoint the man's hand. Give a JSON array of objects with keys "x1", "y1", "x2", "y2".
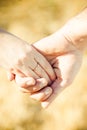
[
  {"x1": 0, "y1": 30, "x2": 55, "y2": 85},
  {"x1": 32, "y1": 31, "x2": 82, "y2": 108}
]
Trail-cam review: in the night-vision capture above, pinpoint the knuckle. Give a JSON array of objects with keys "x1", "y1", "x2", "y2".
[
  {"x1": 14, "y1": 54, "x2": 27, "y2": 67},
  {"x1": 21, "y1": 53, "x2": 27, "y2": 61}
]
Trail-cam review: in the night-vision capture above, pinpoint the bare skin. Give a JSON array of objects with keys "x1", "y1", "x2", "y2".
[
  {"x1": 0, "y1": 29, "x2": 56, "y2": 88},
  {"x1": 9, "y1": 8, "x2": 87, "y2": 108}
]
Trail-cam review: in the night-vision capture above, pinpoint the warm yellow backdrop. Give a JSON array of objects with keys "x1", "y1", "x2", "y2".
[{"x1": 0, "y1": 0, "x2": 87, "y2": 130}]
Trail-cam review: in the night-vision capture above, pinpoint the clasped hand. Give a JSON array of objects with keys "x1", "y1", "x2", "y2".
[
  {"x1": 7, "y1": 28, "x2": 82, "y2": 108},
  {"x1": 4, "y1": 8, "x2": 87, "y2": 108}
]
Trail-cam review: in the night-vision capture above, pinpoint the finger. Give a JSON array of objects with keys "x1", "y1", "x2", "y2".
[
  {"x1": 14, "y1": 67, "x2": 39, "y2": 79},
  {"x1": 16, "y1": 77, "x2": 48, "y2": 93},
  {"x1": 30, "y1": 87, "x2": 52, "y2": 101},
  {"x1": 18, "y1": 87, "x2": 31, "y2": 93},
  {"x1": 32, "y1": 45, "x2": 56, "y2": 82},
  {"x1": 13, "y1": 45, "x2": 53, "y2": 81},
  {"x1": 15, "y1": 63, "x2": 51, "y2": 85},
  {"x1": 7, "y1": 71, "x2": 15, "y2": 81},
  {"x1": 41, "y1": 79, "x2": 65, "y2": 108},
  {"x1": 15, "y1": 75, "x2": 47, "y2": 90},
  {"x1": 18, "y1": 78, "x2": 48, "y2": 93},
  {"x1": 15, "y1": 75, "x2": 36, "y2": 87},
  {"x1": 22, "y1": 78, "x2": 48, "y2": 93},
  {"x1": 32, "y1": 63, "x2": 51, "y2": 84}
]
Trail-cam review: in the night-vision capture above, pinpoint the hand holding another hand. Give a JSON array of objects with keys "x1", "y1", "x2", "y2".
[
  {"x1": 0, "y1": 30, "x2": 56, "y2": 101},
  {"x1": 13, "y1": 28, "x2": 82, "y2": 108},
  {"x1": 8, "y1": 8, "x2": 87, "y2": 108}
]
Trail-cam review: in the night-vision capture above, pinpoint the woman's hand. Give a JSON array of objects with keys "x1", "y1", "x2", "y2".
[
  {"x1": 27, "y1": 8, "x2": 87, "y2": 108},
  {"x1": 32, "y1": 31, "x2": 82, "y2": 108}
]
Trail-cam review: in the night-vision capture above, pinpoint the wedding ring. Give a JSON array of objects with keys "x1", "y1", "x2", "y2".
[{"x1": 32, "y1": 63, "x2": 38, "y2": 71}]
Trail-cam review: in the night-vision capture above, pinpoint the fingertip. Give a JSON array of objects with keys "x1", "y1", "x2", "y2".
[
  {"x1": 37, "y1": 78, "x2": 48, "y2": 87},
  {"x1": 22, "y1": 78, "x2": 47, "y2": 93},
  {"x1": 30, "y1": 87, "x2": 52, "y2": 102},
  {"x1": 15, "y1": 76, "x2": 36, "y2": 88},
  {"x1": 41, "y1": 101, "x2": 50, "y2": 109},
  {"x1": 26, "y1": 77, "x2": 36, "y2": 86}
]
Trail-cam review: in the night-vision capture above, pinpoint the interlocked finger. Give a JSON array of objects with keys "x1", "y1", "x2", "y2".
[
  {"x1": 31, "y1": 63, "x2": 51, "y2": 84},
  {"x1": 24, "y1": 78, "x2": 48, "y2": 93},
  {"x1": 16, "y1": 65, "x2": 39, "y2": 79},
  {"x1": 15, "y1": 76, "x2": 48, "y2": 93},
  {"x1": 32, "y1": 45, "x2": 56, "y2": 81},
  {"x1": 15, "y1": 75, "x2": 36, "y2": 88}
]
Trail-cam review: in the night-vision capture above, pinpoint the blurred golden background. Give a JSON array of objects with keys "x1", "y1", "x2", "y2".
[{"x1": 0, "y1": 0, "x2": 87, "y2": 130}]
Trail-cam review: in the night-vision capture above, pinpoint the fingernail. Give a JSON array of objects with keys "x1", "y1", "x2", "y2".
[
  {"x1": 27, "y1": 78, "x2": 35, "y2": 85},
  {"x1": 37, "y1": 78, "x2": 48, "y2": 89},
  {"x1": 45, "y1": 87, "x2": 52, "y2": 96},
  {"x1": 41, "y1": 78, "x2": 48, "y2": 86}
]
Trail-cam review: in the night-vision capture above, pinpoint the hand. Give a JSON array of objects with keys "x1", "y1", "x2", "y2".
[
  {"x1": 29, "y1": 9, "x2": 87, "y2": 108},
  {"x1": 13, "y1": 29, "x2": 83, "y2": 108},
  {"x1": 30, "y1": 28, "x2": 83, "y2": 108},
  {"x1": 0, "y1": 30, "x2": 55, "y2": 85},
  {"x1": 8, "y1": 8, "x2": 87, "y2": 108}
]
